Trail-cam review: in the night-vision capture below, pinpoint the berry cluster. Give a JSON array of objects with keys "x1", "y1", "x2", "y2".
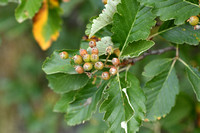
[
  {"x1": 59, "y1": 40, "x2": 120, "y2": 81},
  {"x1": 187, "y1": 16, "x2": 200, "y2": 30}
]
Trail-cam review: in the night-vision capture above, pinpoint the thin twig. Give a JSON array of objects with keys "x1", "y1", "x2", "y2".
[{"x1": 121, "y1": 46, "x2": 176, "y2": 65}]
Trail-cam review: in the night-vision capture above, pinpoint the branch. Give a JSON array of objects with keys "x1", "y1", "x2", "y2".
[{"x1": 121, "y1": 46, "x2": 176, "y2": 66}]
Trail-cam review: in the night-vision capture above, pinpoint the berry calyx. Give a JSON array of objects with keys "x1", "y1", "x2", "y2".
[
  {"x1": 79, "y1": 49, "x2": 88, "y2": 56},
  {"x1": 109, "y1": 67, "x2": 117, "y2": 76},
  {"x1": 75, "y1": 66, "x2": 84, "y2": 74},
  {"x1": 83, "y1": 54, "x2": 91, "y2": 62},
  {"x1": 112, "y1": 58, "x2": 120, "y2": 66},
  {"x1": 91, "y1": 47, "x2": 99, "y2": 55},
  {"x1": 91, "y1": 54, "x2": 99, "y2": 62},
  {"x1": 83, "y1": 63, "x2": 93, "y2": 71},
  {"x1": 59, "y1": 51, "x2": 69, "y2": 59},
  {"x1": 101, "y1": 72, "x2": 110, "y2": 80},
  {"x1": 73, "y1": 55, "x2": 83, "y2": 64},
  {"x1": 94, "y1": 62, "x2": 104, "y2": 70},
  {"x1": 106, "y1": 46, "x2": 114, "y2": 55},
  {"x1": 89, "y1": 40, "x2": 96, "y2": 48},
  {"x1": 188, "y1": 16, "x2": 199, "y2": 26}
]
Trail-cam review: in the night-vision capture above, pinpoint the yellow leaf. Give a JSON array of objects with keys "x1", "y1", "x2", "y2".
[{"x1": 33, "y1": 0, "x2": 60, "y2": 51}]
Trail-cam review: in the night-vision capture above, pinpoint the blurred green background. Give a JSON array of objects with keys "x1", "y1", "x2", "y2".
[{"x1": 0, "y1": 0, "x2": 200, "y2": 133}]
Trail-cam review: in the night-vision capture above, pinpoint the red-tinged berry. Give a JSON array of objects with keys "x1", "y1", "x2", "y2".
[
  {"x1": 89, "y1": 40, "x2": 96, "y2": 48},
  {"x1": 75, "y1": 66, "x2": 84, "y2": 74},
  {"x1": 109, "y1": 67, "x2": 117, "y2": 76},
  {"x1": 94, "y1": 62, "x2": 104, "y2": 70},
  {"x1": 83, "y1": 63, "x2": 93, "y2": 71},
  {"x1": 73, "y1": 55, "x2": 83, "y2": 64},
  {"x1": 79, "y1": 49, "x2": 88, "y2": 56},
  {"x1": 188, "y1": 16, "x2": 199, "y2": 26},
  {"x1": 83, "y1": 54, "x2": 91, "y2": 62},
  {"x1": 102, "y1": 0, "x2": 107, "y2": 4},
  {"x1": 91, "y1": 47, "x2": 99, "y2": 55},
  {"x1": 59, "y1": 51, "x2": 69, "y2": 59},
  {"x1": 91, "y1": 54, "x2": 99, "y2": 62},
  {"x1": 112, "y1": 58, "x2": 120, "y2": 66},
  {"x1": 106, "y1": 46, "x2": 114, "y2": 55},
  {"x1": 101, "y1": 72, "x2": 110, "y2": 80}
]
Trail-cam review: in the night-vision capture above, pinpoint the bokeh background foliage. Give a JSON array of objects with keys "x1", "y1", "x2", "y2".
[{"x1": 0, "y1": 0, "x2": 200, "y2": 133}]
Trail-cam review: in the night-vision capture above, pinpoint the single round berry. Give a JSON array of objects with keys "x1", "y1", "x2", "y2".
[
  {"x1": 106, "y1": 46, "x2": 114, "y2": 55},
  {"x1": 91, "y1": 47, "x2": 99, "y2": 55},
  {"x1": 102, "y1": 0, "x2": 107, "y2": 4},
  {"x1": 59, "y1": 51, "x2": 69, "y2": 59},
  {"x1": 109, "y1": 67, "x2": 117, "y2": 76},
  {"x1": 188, "y1": 16, "x2": 199, "y2": 26},
  {"x1": 75, "y1": 66, "x2": 84, "y2": 74},
  {"x1": 94, "y1": 62, "x2": 104, "y2": 70},
  {"x1": 83, "y1": 54, "x2": 91, "y2": 62},
  {"x1": 91, "y1": 54, "x2": 99, "y2": 62},
  {"x1": 79, "y1": 49, "x2": 88, "y2": 56},
  {"x1": 112, "y1": 58, "x2": 120, "y2": 66},
  {"x1": 83, "y1": 63, "x2": 93, "y2": 71},
  {"x1": 101, "y1": 72, "x2": 110, "y2": 80},
  {"x1": 89, "y1": 40, "x2": 96, "y2": 48},
  {"x1": 73, "y1": 55, "x2": 83, "y2": 64}
]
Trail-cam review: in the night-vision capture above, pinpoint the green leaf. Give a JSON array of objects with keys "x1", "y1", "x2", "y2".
[
  {"x1": 120, "y1": 40, "x2": 155, "y2": 58},
  {"x1": 138, "y1": 0, "x2": 200, "y2": 25},
  {"x1": 42, "y1": 50, "x2": 78, "y2": 75},
  {"x1": 15, "y1": 0, "x2": 43, "y2": 23},
  {"x1": 179, "y1": 59, "x2": 200, "y2": 101},
  {"x1": 88, "y1": 0, "x2": 120, "y2": 38},
  {"x1": 87, "y1": 36, "x2": 114, "y2": 56},
  {"x1": 142, "y1": 58, "x2": 173, "y2": 77},
  {"x1": 124, "y1": 73, "x2": 146, "y2": 133},
  {"x1": 53, "y1": 91, "x2": 77, "y2": 113},
  {"x1": 47, "y1": 73, "x2": 89, "y2": 94},
  {"x1": 144, "y1": 59, "x2": 179, "y2": 121},
  {"x1": 100, "y1": 77, "x2": 134, "y2": 132},
  {"x1": 160, "y1": 24, "x2": 200, "y2": 45},
  {"x1": 65, "y1": 80, "x2": 109, "y2": 125},
  {"x1": 112, "y1": 0, "x2": 156, "y2": 54}
]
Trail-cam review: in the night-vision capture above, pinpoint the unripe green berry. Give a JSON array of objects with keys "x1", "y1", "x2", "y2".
[
  {"x1": 106, "y1": 46, "x2": 114, "y2": 55},
  {"x1": 79, "y1": 49, "x2": 88, "y2": 56},
  {"x1": 83, "y1": 54, "x2": 91, "y2": 62},
  {"x1": 91, "y1": 54, "x2": 99, "y2": 62},
  {"x1": 109, "y1": 67, "x2": 117, "y2": 76},
  {"x1": 83, "y1": 63, "x2": 93, "y2": 71},
  {"x1": 73, "y1": 55, "x2": 83, "y2": 64},
  {"x1": 91, "y1": 47, "x2": 99, "y2": 55},
  {"x1": 94, "y1": 62, "x2": 104, "y2": 70},
  {"x1": 188, "y1": 16, "x2": 199, "y2": 26},
  {"x1": 112, "y1": 58, "x2": 120, "y2": 66},
  {"x1": 75, "y1": 66, "x2": 84, "y2": 74},
  {"x1": 59, "y1": 51, "x2": 69, "y2": 59},
  {"x1": 101, "y1": 72, "x2": 110, "y2": 80},
  {"x1": 89, "y1": 40, "x2": 96, "y2": 48}
]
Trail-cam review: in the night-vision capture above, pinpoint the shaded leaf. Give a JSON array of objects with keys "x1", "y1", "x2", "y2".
[
  {"x1": 112, "y1": 0, "x2": 155, "y2": 55},
  {"x1": 160, "y1": 24, "x2": 200, "y2": 45},
  {"x1": 138, "y1": 0, "x2": 200, "y2": 25},
  {"x1": 120, "y1": 40, "x2": 155, "y2": 58},
  {"x1": 47, "y1": 73, "x2": 89, "y2": 94},
  {"x1": 144, "y1": 59, "x2": 179, "y2": 121},
  {"x1": 42, "y1": 50, "x2": 78, "y2": 75},
  {"x1": 100, "y1": 77, "x2": 134, "y2": 132},
  {"x1": 179, "y1": 59, "x2": 200, "y2": 101},
  {"x1": 65, "y1": 80, "x2": 109, "y2": 125}
]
